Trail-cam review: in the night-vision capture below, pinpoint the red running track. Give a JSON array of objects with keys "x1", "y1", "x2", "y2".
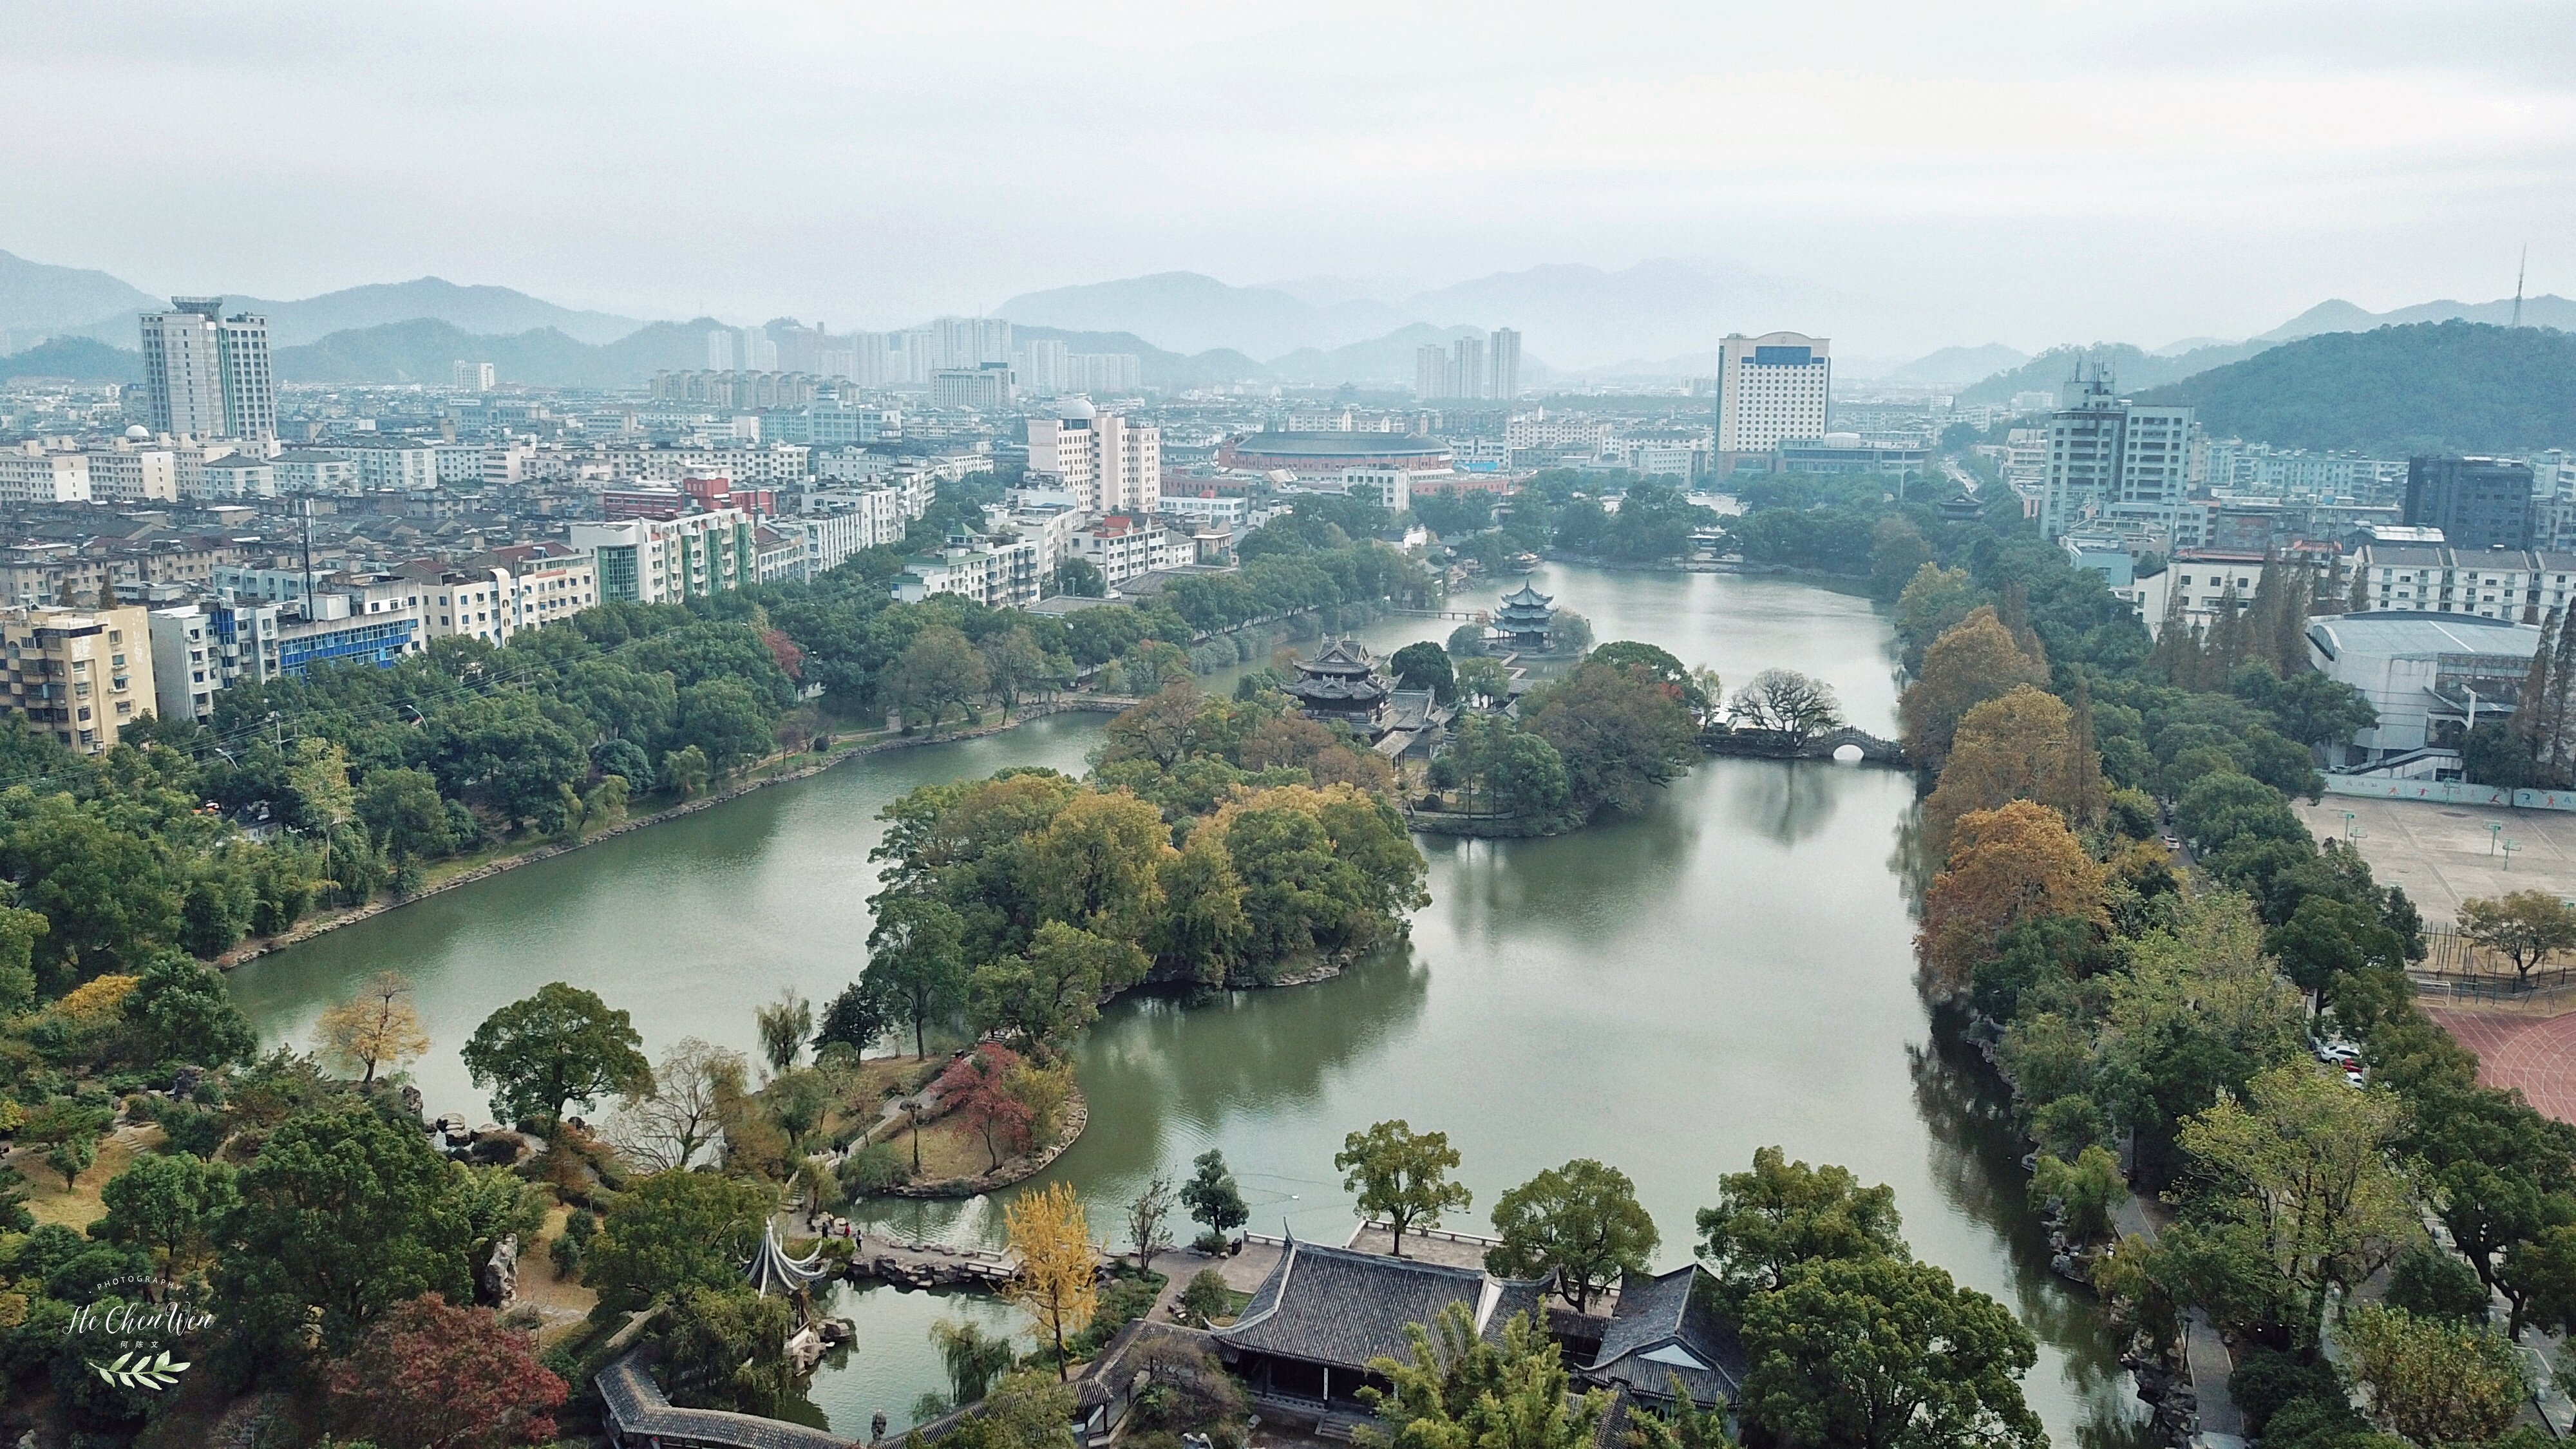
[{"x1": 2426, "y1": 1007, "x2": 2576, "y2": 1124}]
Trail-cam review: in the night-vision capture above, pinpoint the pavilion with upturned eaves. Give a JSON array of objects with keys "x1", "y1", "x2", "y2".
[
  {"x1": 1493, "y1": 582, "x2": 1556, "y2": 653},
  {"x1": 1284, "y1": 638, "x2": 1394, "y2": 733}
]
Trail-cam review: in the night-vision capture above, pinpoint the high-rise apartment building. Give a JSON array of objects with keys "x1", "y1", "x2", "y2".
[
  {"x1": 706, "y1": 330, "x2": 735, "y2": 370},
  {"x1": 1489, "y1": 328, "x2": 1522, "y2": 401},
  {"x1": 1714, "y1": 332, "x2": 1830, "y2": 466},
  {"x1": 2035, "y1": 372, "x2": 2195, "y2": 540},
  {"x1": 1026, "y1": 398, "x2": 1160, "y2": 514},
  {"x1": 2405, "y1": 456, "x2": 2537, "y2": 551},
  {"x1": 138, "y1": 298, "x2": 274, "y2": 439},
  {"x1": 452, "y1": 360, "x2": 496, "y2": 390}
]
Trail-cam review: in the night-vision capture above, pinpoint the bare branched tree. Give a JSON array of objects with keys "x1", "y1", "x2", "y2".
[{"x1": 607, "y1": 1036, "x2": 746, "y2": 1172}]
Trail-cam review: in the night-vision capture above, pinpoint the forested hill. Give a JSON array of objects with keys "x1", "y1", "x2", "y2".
[{"x1": 2136, "y1": 320, "x2": 2576, "y2": 455}]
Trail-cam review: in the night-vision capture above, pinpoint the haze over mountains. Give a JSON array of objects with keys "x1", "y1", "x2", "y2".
[{"x1": 1, "y1": 243, "x2": 2569, "y2": 402}]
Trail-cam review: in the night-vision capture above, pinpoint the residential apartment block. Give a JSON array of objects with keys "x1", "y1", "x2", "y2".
[
  {"x1": 571, "y1": 510, "x2": 757, "y2": 604},
  {"x1": 0, "y1": 604, "x2": 157, "y2": 753}
]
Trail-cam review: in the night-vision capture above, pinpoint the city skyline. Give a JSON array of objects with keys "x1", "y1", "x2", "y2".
[{"x1": 4, "y1": 1, "x2": 2570, "y2": 355}]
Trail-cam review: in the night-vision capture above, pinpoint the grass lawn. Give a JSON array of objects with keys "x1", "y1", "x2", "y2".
[{"x1": 11, "y1": 1121, "x2": 163, "y2": 1230}]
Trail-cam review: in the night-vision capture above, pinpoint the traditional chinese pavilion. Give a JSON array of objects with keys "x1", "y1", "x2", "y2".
[
  {"x1": 1493, "y1": 582, "x2": 1557, "y2": 652},
  {"x1": 1284, "y1": 638, "x2": 1393, "y2": 733}
]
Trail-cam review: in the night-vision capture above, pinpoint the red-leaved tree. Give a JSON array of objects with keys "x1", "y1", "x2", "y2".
[
  {"x1": 936, "y1": 1043, "x2": 1034, "y2": 1170},
  {"x1": 325, "y1": 1292, "x2": 567, "y2": 1449}
]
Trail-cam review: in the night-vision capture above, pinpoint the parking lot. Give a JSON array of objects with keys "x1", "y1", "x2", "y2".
[{"x1": 2293, "y1": 795, "x2": 2576, "y2": 925}]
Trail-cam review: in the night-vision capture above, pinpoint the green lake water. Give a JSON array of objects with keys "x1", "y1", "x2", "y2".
[{"x1": 226, "y1": 565, "x2": 2147, "y2": 1448}]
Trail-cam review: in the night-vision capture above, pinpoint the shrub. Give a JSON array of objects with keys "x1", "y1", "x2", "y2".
[
  {"x1": 2230, "y1": 1349, "x2": 2344, "y2": 1434},
  {"x1": 1180, "y1": 1269, "x2": 1234, "y2": 1323},
  {"x1": 2384, "y1": 1242, "x2": 2491, "y2": 1323},
  {"x1": 840, "y1": 1141, "x2": 909, "y2": 1195}
]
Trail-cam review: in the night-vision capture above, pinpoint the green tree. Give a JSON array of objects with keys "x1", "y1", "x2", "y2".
[
  {"x1": 2336, "y1": 1302, "x2": 2526, "y2": 1449},
  {"x1": 1335, "y1": 1119, "x2": 1472, "y2": 1257},
  {"x1": 585, "y1": 1168, "x2": 777, "y2": 1314},
  {"x1": 969, "y1": 921, "x2": 1150, "y2": 1056},
  {"x1": 418, "y1": 693, "x2": 587, "y2": 832},
  {"x1": 1526, "y1": 658, "x2": 1701, "y2": 814},
  {"x1": 1358, "y1": 1303, "x2": 1610, "y2": 1449},
  {"x1": 659, "y1": 743, "x2": 713, "y2": 799},
  {"x1": 97, "y1": 1150, "x2": 238, "y2": 1286},
  {"x1": 1180, "y1": 1148, "x2": 1250, "y2": 1242},
  {"x1": 675, "y1": 677, "x2": 777, "y2": 775},
  {"x1": 2458, "y1": 890, "x2": 2576, "y2": 987},
  {"x1": 752, "y1": 987, "x2": 811, "y2": 1075},
  {"x1": 1388, "y1": 641, "x2": 1458, "y2": 705},
  {"x1": 2028, "y1": 1145, "x2": 2127, "y2": 1242},
  {"x1": 867, "y1": 895, "x2": 971, "y2": 1057},
  {"x1": 1738, "y1": 1255, "x2": 2043, "y2": 1449},
  {"x1": 1694, "y1": 1146, "x2": 1906, "y2": 1311},
  {"x1": 815, "y1": 974, "x2": 896, "y2": 1057},
  {"x1": 357, "y1": 766, "x2": 457, "y2": 858},
  {"x1": 1485, "y1": 1158, "x2": 1662, "y2": 1312},
  {"x1": 1454, "y1": 654, "x2": 1511, "y2": 708},
  {"x1": 654, "y1": 1283, "x2": 797, "y2": 1416},
  {"x1": 460, "y1": 981, "x2": 653, "y2": 1132},
  {"x1": 1869, "y1": 517, "x2": 1936, "y2": 603},
  {"x1": 887, "y1": 624, "x2": 990, "y2": 734},
  {"x1": 2164, "y1": 1063, "x2": 2420, "y2": 1343},
  {"x1": 128, "y1": 951, "x2": 260, "y2": 1067},
  {"x1": 218, "y1": 1101, "x2": 477, "y2": 1360},
  {"x1": 980, "y1": 626, "x2": 1061, "y2": 718}
]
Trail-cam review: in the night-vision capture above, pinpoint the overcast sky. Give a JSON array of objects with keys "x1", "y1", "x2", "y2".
[{"x1": 5, "y1": 0, "x2": 2571, "y2": 353}]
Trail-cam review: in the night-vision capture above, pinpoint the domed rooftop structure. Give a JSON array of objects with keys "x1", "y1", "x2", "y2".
[
  {"x1": 124, "y1": 424, "x2": 150, "y2": 440},
  {"x1": 1059, "y1": 396, "x2": 1097, "y2": 421}
]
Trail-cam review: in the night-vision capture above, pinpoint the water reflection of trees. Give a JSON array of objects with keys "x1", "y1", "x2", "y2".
[
  {"x1": 1723, "y1": 760, "x2": 1841, "y2": 846},
  {"x1": 1907, "y1": 1022, "x2": 2157, "y2": 1449}
]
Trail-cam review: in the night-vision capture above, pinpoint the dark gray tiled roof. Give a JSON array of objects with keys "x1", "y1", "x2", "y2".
[
  {"x1": 1215, "y1": 1240, "x2": 1550, "y2": 1374},
  {"x1": 597, "y1": 1351, "x2": 854, "y2": 1449},
  {"x1": 1583, "y1": 1265, "x2": 1745, "y2": 1408}
]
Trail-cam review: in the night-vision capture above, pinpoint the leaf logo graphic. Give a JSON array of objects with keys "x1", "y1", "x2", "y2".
[{"x1": 89, "y1": 1349, "x2": 191, "y2": 1390}]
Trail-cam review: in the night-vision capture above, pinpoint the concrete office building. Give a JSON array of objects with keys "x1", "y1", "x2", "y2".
[
  {"x1": 2035, "y1": 373, "x2": 2195, "y2": 540},
  {"x1": 138, "y1": 298, "x2": 274, "y2": 439},
  {"x1": 931, "y1": 363, "x2": 1015, "y2": 410},
  {"x1": 2405, "y1": 457, "x2": 2535, "y2": 551},
  {"x1": 1715, "y1": 332, "x2": 1830, "y2": 469},
  {"x1": 0, "y1": 605, "x2": 158, "y2": 753}
]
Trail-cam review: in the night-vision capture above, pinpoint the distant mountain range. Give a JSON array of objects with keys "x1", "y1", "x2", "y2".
[
  {"x1": 1875, "y1": 344, "x2": 2030, "y2": 388},
  {"x1": 2258, "y1": 294, "x2": 2576, "y2": 342},
  {"x1": 0, "y1": 251, "x2": 164, "y2": 334},
  {"x1": 1001, "y1": 258, "x2": 1889, "y2": 370},
  {"x1": 6, "y1": 242, "x2": 2573, "y2": 404}
]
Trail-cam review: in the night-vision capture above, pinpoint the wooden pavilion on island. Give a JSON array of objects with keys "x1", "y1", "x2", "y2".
[{"x1": 1493, "y1": 582, "x2": 1557, "y2": 653}]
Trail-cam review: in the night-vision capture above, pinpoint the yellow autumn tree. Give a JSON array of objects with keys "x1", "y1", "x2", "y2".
[
  {"x1": 1899, "y1": 607, "x2": 2051, "y2": 769},
  {"x1": 1921, "y1": 686, "x2": 2109, "y2": 855},
  {"x1": 1004, "y1": 1180, "x2": 1098, "y2": 1378},
  {"x1": 1917, "y1": 800, "x2": 2108, "y2": 997},
  {"x1": 1021, "y1": 790, "x2": 1176, "y2": 944},
  {"x1": 314, "y1": 969, "x2": 433, "y2": 1083}
]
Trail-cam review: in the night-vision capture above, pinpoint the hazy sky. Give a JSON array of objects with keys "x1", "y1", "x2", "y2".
[{"x1": 6, "y1": 0, "x2": 2571, "y2": 352}]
